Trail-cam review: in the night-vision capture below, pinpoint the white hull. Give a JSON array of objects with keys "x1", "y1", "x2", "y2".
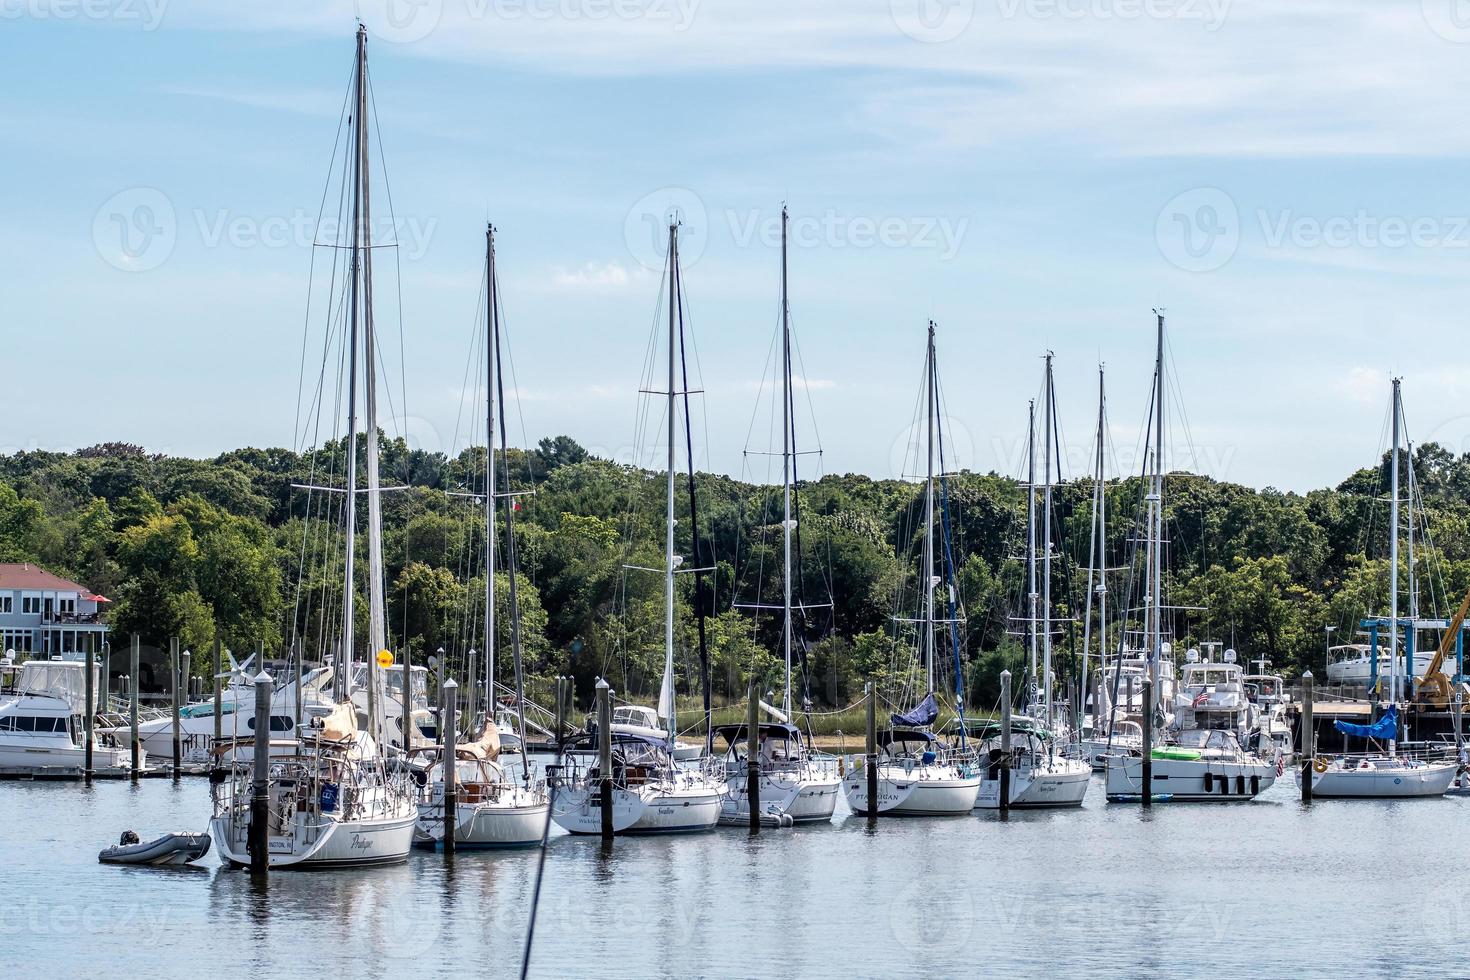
[
  {"x1": 976, "y1": 759, "x2": 1091, "y2": 809},
  {"x1": 1105, "y1": 754, "x2": 1276, "y2": 802},
  {"x1": 1326, "y1": 656, "x2": 1436, "y2": 685},
  {"x1": 211, "y1": 807, "x2": 417, "y2": 869},
  {"x1": 416, "y1": 800, "x2": 548, "y2": 848},
  {"x1": 1305, "y1": 760, "x2": 1456, "y2": 798},
  {"x1": 721, "y1": 770, "x2": 841, "y2": 824},
  {"x1": 553, "y1": 782, "x2": 722, "y2": 835},
  {"x1": 0, "y1": 740, "x2": 137, "y2": 776},
  {"x1": 842, "y1": 764, "x2": 980, "y2": 816}
]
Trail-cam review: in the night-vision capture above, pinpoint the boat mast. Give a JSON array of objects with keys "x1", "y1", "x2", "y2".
[
  {"x1": 484, "y1": 223, "x2": 498, "y2": 722},
  {"x1": 488, "y1": 231, "x2": 532, "y2": 784},
  {"x1": 1042, "y1": 352, "x2": 1055, "y2": 727},
  {"x1": 781, "y1": 206, "x2": 794, "y2": 717},
  {"x1": 1081, "y1": 366, "x2": 1105, "y2": 733},
  {"x1": 1025, "y1": 399, "x2": 1038, "y2": 711},
  {"x1": 361, "y1": 18, "x2": 385, "y2": 747},
  {"x1": 1148, "y1": 311, "x2": 1165, "y2": 712},
  {"x1": 339, "y1": 24, "x2": 367, "y2": 705},
  {"x1": 924, "y1": 321, "x2": 937, "y2": 695},
  {"x1": 1390, "y1": 377, "x2": 1401, "y2": 755},
  {"x1": 660, "y1": 222, "x2": 679, "y2": 744}
]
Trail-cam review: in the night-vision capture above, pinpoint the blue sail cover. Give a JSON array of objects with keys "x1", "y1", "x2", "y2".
[
  {"x1": 891, "y1": 692, "x2": 939, "y2": 727},
  {"x1": 1334, "y1": 705, "x2": 1398, "y2": 740}
]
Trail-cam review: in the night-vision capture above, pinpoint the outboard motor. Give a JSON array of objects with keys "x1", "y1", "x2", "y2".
[{"x1": 119, "y1": 830, "x2": 140, "y2": 846}]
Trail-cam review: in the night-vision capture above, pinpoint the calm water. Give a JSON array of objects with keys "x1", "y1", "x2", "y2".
[{"x1": 1, "y1": 770, "x2": 1464, "y2": 978}]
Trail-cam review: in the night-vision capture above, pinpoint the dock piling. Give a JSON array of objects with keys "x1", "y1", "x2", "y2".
[
  {"x1": 1000, "y1": 669, "x2": 1012, "y2": 813},
  {"x1": 83, "y1": 633, "x2": 95, "y2": 781},
  {"x1": 865, "y1": 681, "x2": 878, "y2": 820},
  {"x1": 442, "y1": 677, "x2": 457, "y2": 855},
  {"x1": 596, "y1": 678, "x2": 613, "y2": 842},
  {"x1": 1300, "y1": 670, "x2": 1314, "y2": 803},
  {"x1": 129, "y1": 633, "x2": 141, "y2": 780},
  {"x1": 1141, "y1": 678, "x2": 1153, "y2": 808},
  {"x1": 747, "y1": 680, "x2": 761, "y2": 832},
  {"x1": 249, "y1": 670, "x2": 272, "y2": 874},
  {"x1": 171, "y1": 637, "x2": 182, "y2": 781}
]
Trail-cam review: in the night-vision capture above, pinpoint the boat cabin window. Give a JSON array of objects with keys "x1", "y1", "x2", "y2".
[
  {"x1": 0, "y1": 715, "x2": 65, "y2": 732},
  {"x1": 246, "y1": 715, "x2": 295, "y2": 733}
]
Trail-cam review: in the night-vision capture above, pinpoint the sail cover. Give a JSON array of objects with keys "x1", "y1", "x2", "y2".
[
  {"x1": 1334, "y1": 705, "x2": 1398, "y2": 740},
  {"x1": 891, "y1": 692, "x2": 939, "y2": 727}
]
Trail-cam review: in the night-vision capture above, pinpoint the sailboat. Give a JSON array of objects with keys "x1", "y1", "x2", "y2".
[
  {"x1": 209, "y1": 26, "x2": 416, "y2": 867},
  {"x1": 1104, "y1": 312, "x2": 1276, "y2": 802},
  {"x1": 975, "y1": 355, "x2": 1090, "y2": 808},
  {"x1": 413, "y1": 225, "x2": 552, "y2": 847},
  {"x1": 843, "y1": 322, "x2": 981, "y2": 817},
  {"x1": 551, "y1": 219, "x2": 723, "y2": 835},
  {"x1": 1303, "y1": 378, "x2": 1455, "y2": 798},
  {"x1": 719, "y1": 206, "x2": 842, "y2": 826}
]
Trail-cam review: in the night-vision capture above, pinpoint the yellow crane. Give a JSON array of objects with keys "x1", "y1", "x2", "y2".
[{"x1": 1413, "y1": 584, "x2": 1470, "y2": 708}]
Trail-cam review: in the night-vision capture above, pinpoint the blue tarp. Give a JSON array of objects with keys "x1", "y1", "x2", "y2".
[
  {"x1": 891, "y1": 692, "x2": 939, "y2": 728},
  {"x1": 1334, "y1": 705, "x2": 1398, "y2": 740}
]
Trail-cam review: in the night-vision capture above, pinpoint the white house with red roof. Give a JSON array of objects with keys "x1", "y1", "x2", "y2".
[{"x1": 0, "y1": 563, "x2": 110, "y2": 658}]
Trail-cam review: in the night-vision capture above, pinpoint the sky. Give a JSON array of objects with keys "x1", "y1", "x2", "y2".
[{"x1": 5, "y1": 0, "x2": 1470, "y2": 493}]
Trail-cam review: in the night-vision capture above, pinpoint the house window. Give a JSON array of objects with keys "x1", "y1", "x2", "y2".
[
  {"x1": 21, "y1": 596, "x2": 38, "y2": 615},
  {"x1": 58, "y1": 598, "x2": 75, "y2": 615},
  {"x1": 0, "y1": 596, "x2": 11, "y2": 614}
]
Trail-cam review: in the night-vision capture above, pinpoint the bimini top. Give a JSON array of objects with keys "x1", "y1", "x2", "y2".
[
  {"x1": 711, "y1": 722, "x2": 802, "y2": 748},
  {"x1": 877, "y1": 728, "x2": 941, "y2": 747},
  {"x1": 565, "y1": 729, "x2": 671, "y2": 753},
  {"x1": 951, "y1": 716, "x2": 1052, "y2": 740}
]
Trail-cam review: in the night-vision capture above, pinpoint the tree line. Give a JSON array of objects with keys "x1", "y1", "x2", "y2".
[{"x1": 2, "y1": 436, "x2": 1462, "y2": 709}]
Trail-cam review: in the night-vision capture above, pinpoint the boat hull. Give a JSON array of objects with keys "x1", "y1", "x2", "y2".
[
  {"x1": 416, "y1": 800, "x2": 549, "y2": 848},
  {"x1": 1105, "y1": 754, "x2": 1276, "y2": 802},
  {"x1": 211, "y1": 809, "x2": 417, "y2": 869},
  {"x1": 720, "y1": 771, "x2": 841, "y2": 825},
  {"x1": 976, "y1": 761, "x2": 1091, "y2": 809},
  {"x1": 1307, "y1": 761, "x2": 1456, "y2": 798},
  {"x1": 842, "y1": 765, "x2": 980, "y2": 816}
]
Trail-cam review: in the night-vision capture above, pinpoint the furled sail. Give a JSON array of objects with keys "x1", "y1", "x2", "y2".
[{"x1": 891, "y1": 692, "x2": 939, "y2": 728}]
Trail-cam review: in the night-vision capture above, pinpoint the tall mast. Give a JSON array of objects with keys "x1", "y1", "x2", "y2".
[
  {"x1": 1390, "y1": 376, "x2": 1401, "y2": 753},
  {"x1": 660, "y1": 222, "x2": 679, "y2": 743},
  {"x1": 488, "y1": 232, "x2": 532, "y2": 784},
  {"x1": 1148, "y1": 311, "x2": 1165, "y2": 710},
  {"x1": 1082, "y1": 365, "x2": 1105, "y2": 733},
  {"x1": 361, "y1": 19, "x2": 385, "y2": 748},
  {"x1": 339, "y1": 25, "x2": 367, "y2": 704},
  {"x1": 1025, "y1": 398, "x2": 1038, "y2": 711},
  {"x1": 1041, "y1": 353, "x2": 1055, "y2": 726},
  {"x1": 484, "y1": 223, "x2": 498, "y2": 720},
  {"x1": 781, "y1": 206, "x2": 794, "y2": 717},
  {"x1": 923, "y1": 322, "x2": 937, "y2": 694}
]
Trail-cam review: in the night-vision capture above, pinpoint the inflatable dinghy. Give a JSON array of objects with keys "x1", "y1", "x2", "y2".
[{"x1": 98, "y1": 830, "x2": 211, "y2": 866}]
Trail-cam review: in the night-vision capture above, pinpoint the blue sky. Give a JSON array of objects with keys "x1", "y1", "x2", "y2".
[{"x1": 6, "y1": 0, "x2": 1470, "y2": 492}]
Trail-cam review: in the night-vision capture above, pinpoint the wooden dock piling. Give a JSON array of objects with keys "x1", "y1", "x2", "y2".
[
  {"x1": 442, "y1": 677, "x2": 457, "y2": 855},
  {"x1": 249, "y1": 670, "x2": 272, "y2": 874}
]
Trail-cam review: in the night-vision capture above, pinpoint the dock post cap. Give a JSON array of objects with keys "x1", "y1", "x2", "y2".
[
  {"x1": 595, "y1": 678, "x2": 610, "y2": 690},
  {"x1": 1302, "y1": 670, "x2": 1313, "y2": 680},
  {"x1": 253, "y1": 670, "x2": 272, "y2": 684},
  {"x1": 1000, "y1": 669, "x2": 1011, "y2": 679},
  {"x1": 444, "y1": 678, "x2": 458, "y2": 690}
]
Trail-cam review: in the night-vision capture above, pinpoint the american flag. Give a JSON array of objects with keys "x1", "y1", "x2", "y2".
[{"x1": 1192, "y1": 691, "x2": 1209, "y2": 707}]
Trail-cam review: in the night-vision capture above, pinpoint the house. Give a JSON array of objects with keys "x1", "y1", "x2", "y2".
[{"x1": 0, "y1": 563, "x2": 110, "y2": 658}]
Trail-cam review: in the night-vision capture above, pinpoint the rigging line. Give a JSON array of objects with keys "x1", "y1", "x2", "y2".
[
  {"x1": 674, "y1": 251, "x2": 714, "y2": 745},
  {"x1": 364, "y1": 59, "x2": 410, "y2": 447}
]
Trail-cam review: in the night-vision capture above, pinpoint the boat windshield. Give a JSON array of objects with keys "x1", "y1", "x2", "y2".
[
  {"x1": 1174, "y1": 728, "x2": 1241, "y2": 752},
  {"x1": 16, "y1": 661, "x2": 98, "y2": 713}
]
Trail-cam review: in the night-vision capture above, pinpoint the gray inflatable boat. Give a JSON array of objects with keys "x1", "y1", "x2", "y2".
[{"x1": 98, "y1": 830, "x2": 212, "y2": 866}]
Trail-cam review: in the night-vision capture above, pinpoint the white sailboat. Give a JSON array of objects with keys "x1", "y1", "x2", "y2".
[
  {"x1": 414, "y1": 223, "x2": 550, "y2": 848},
  {"x1": 1304, "y1": 379, "x2": 1454, "y2": 799},
  {"x1": 551, "y1": 219, "x2": 723, "y2": 835},
  {"x1": 842, "y1": 322, "x2": 980, "y2": 817},
  {"x1": 722, "y1": 206, "x2": 841, "y2": 826},
  {"x1": 976, "y1": 355, "x2": 1089, "y2": 809},
  {"x1": 1105, "y1": 312, "x2": 1277, "y2": 802},
  {"x1": 210, "y1": 26, "x2": 416, "y2": 867}
]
